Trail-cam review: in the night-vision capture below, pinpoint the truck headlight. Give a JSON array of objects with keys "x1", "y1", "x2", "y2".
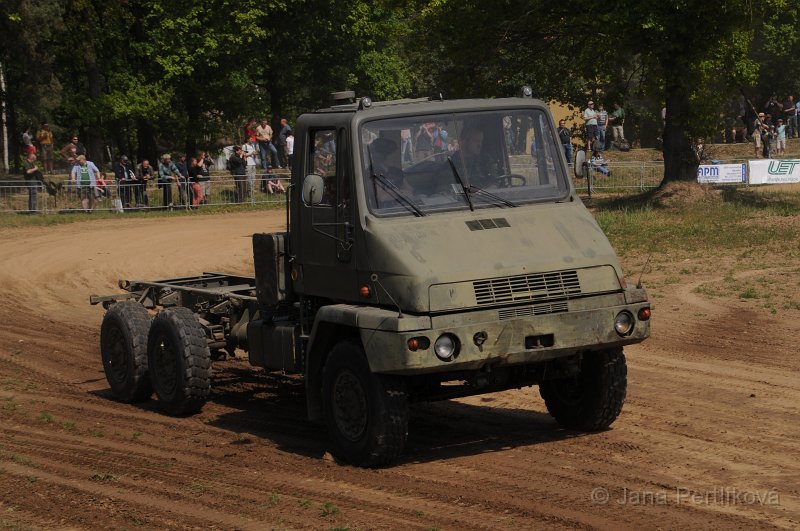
[
  {"x1": 614, "y1": 311, "x2": 634, "y2": 336},
  {"x1": 434, "y1": 333, "x2": 459, "y2": 361}
]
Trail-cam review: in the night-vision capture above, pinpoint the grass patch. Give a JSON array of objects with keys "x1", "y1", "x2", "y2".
[
  {"x1": 320, "y1": 501, "x2": 340, "y2": 517},
  {"x1": 0, "y1": 201, "x2": 283, "y2": 229},
  {"x1": 37, "y1": 411, "x2": 54, "y2": 423},
  {"x1": 739, "y1": 287, "x2": 759, "y2": 299},
  {"x1": 89, "y1": 473, "x2": 116, "y2": 482},
  {"x1": 594, "y1": 187, "x2": 800, "y2": 258}
]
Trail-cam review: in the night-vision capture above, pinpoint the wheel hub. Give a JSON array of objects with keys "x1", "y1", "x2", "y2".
[{"x1": 332, "y1": 370, "x2": 368, "y2": 442}]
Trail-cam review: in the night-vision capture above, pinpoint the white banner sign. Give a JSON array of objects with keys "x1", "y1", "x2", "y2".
[
  {"x1": 748, "y1": 159, "x2": 800, "y2": 184},
  {"x1": 697, "y1": 164, "x2": 746, "y2": 184}
]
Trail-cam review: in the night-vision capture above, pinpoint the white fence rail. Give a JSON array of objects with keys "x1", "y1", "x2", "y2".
[{"x1": 0, "y1": 174, "x2": 289, "y2": 213}]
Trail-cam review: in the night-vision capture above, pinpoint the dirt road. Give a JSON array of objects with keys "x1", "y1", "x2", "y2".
[{"x1": 0, "y1": 211, "x2": 798, "y2": 529}]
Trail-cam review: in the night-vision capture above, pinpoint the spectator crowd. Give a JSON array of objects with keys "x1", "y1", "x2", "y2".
[{"x1": 16, "y1": 116, "x2": 294, "y2": 212}]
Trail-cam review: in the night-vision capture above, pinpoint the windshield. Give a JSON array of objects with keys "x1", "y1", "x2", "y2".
[{"x1": 360, "y1": 109, "x2": 568, "y2": 216}]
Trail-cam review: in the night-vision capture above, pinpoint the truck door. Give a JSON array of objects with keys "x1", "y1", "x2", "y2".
[{"x1": 297, "y1": 127, "x2": 358, "y2": 300}]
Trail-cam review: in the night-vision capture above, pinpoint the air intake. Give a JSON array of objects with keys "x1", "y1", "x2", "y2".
[{"x1": 465, "y1": 218, "x2": 511, "y2": 231}]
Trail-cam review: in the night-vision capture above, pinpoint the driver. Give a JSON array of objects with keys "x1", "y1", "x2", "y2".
[
  {"x1": 370, "y1": 137, "x2": 414, "y2": 207},
  {"x1": 453, "y1": 123, "x2": 496, "y2": 186}
]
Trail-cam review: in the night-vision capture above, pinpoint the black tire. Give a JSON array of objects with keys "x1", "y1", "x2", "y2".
[
  {"x1": 539, "y1": 348, "x2": 627, "y2": 431},
  {"x1": 100, "y1": 300, "x2": 152, "y2": 402},
  {"x1": 147, "y1": 307, "x2": 211, "y2": 416},
  {"x1": 322, "y1": 340, "x2": 408, "y2": 467}
]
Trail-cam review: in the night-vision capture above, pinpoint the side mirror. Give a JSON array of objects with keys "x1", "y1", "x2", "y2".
[{"x1": 302, "y1": 174, "x2": 325, "y2": 205}]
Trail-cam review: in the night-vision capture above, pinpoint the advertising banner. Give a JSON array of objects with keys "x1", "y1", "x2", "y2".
[
  {"x1": 697, "y1": 164, "x2": 747, "y2": 184},
  {"x1": 748, "y1": 159, "x2": 800, "y2": 184}
]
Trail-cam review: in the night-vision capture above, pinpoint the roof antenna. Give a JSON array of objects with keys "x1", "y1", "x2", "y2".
[{"x1": 636, "y1": 253, "x2": 653, "y2": 289}]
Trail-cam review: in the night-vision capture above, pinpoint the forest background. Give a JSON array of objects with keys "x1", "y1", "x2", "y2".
[{"x1": 2, "y1": 0, "x2": 799, "y2": 184}]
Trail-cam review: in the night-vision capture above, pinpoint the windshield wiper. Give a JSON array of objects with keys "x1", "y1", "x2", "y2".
[
  {"x1": 465, "y1": 184, "x2": 518, "y2": 208},
  {"x1": 367, "y1": 145, "x2": 425, "y2": 217},
  {"x1": 446, "y1": 157, "x2": 474, "y2": 212},
  {"x1": 372, "y1": 173, "x2": 425, "y2": 217}
]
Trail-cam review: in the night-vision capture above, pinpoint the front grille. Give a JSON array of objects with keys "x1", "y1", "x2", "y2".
[
  {"x1": 474, "y1": 270, "x2": 581, "y2": 305},
  {"x1": 498, "y1": 301, "x2": 569, "y2": 320}
]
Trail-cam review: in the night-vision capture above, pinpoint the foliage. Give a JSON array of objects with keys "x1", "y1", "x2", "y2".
[{"x1": 1, "y1": 0, "x2": 799, "y2": 182}]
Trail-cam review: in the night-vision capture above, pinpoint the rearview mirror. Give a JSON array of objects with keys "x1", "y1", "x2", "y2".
[{"x1": 302, "y1": 174, "x2": 325, "y2": 205}]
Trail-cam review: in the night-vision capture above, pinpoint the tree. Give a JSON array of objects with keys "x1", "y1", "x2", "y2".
[{"x1": 408, "y1": 0, "x2": 778, "y2": 186}]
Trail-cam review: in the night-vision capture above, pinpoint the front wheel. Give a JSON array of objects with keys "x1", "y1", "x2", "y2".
[
  {"x1": 322, "y1": 340, "x2": 408, "y2": 467},
  {"x1": 147, "y1": 307, "x2": 211, "y2": 416},
  {"x1": 539, "y1": 348, "x2": 627, "y2": 431}
]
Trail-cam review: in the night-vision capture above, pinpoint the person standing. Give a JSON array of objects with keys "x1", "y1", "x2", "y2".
[
  {"x1": 278, "y1": 118, "x2": 292, "y2": 168},
  {"x1": 22, "y1": 126, "x2": 36, "y2": 155},
  {"x1": 70, "y1": 155, "x2": 100, "y2": 211},
  {"x1": 23, "y1": 152, "x2": 44, "y2": 212},
  {"x1": 557, "y1": 120, "x2": 573, "y2": 163},
  {"x1": 596, "y1": 103, "x2": 609, "y2": 151},
  {"x1": 195, "y1": 151, "x2": 212, "y2": 203},
  {"x1": 286, "y1": 131, "x2": 295, "y2": 171},
  {"x1": 60, "y1": 135, "x2": 85, "y2": 168},
  {"x1": 135, "y1": 158, "x2": 154, "y2": 207},
  {"x1": 187, "y1": 157, "x2": 204, "y2": 207},
  {"x1": 36, "y1": 122, "x2": 54, "y2": 173},
  {"x1": 228, "y1": 146, "x2": 247, "y2": 203},
  {"x1": 242, "y1": 138, "x2": 259, "y2": 200},
  {"x1": 583, "y1": 100, "x2": 598, "y2": 147},
  {"x1": 115, "y1": 155, "x2": 138, "y2": 208},
  {"x1": 753, "y1": 112, "x2": 766, "y2": 159},
  {"x1": 784, "y1": 95, "x2": 797, "y2": 139},
  {"x1": 174, "y1": 153, "x2": 191, "y2": 205},
  {"x1": 400, "y1": 128, "x2": 412, "y2": 164},
  {"x1": 776, "y1": 119, "x2": 787, "y2": 156},
  {"x1": 255, "y1": 118, "x2": 280, "y2": 169},
  {"x1": 609, "y1": 103, "x2": 626, "y2": 144},
  {"x1": 158, "y1": 154, "x2": 181, "y2": 207}
]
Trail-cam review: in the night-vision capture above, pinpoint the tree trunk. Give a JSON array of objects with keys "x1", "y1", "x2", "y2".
[{"x1": 661, "y1": 77, "x2": 698, "y2": 185}]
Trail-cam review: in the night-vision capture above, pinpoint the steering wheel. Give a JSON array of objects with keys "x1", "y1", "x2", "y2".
[{"x1": 494, "y1": 173, "x2": 527, "y2": 187}]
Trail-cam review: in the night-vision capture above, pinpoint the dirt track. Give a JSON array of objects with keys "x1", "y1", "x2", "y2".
[{"x1": 0, "y1": 210, "x2": 798, "y2": 529}]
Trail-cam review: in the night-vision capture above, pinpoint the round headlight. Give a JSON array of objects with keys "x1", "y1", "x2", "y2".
[
  {"x1": 614, "y1": 311, "x2": 634, "y2": 336},
  {"x1": 434, "y1": 333, "x2": 459, "y2": 361}
]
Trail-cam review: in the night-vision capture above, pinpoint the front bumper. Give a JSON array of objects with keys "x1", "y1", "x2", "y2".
[{"x1": 361, "y1": 292, "x2": 650, "y2": 375}]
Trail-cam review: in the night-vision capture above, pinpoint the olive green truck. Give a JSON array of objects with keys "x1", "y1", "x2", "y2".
[{"x1": 92, "y1": 90, "x2": 651, "y2": 466}]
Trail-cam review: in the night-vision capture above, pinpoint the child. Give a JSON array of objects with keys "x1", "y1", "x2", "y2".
[{"x1": 776, "y1": 119, "x2": 787, "y2": 156}]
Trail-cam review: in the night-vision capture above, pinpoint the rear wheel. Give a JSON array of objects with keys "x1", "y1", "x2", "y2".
[
  {"x1": 540, "y1": 348, "x2": 627, "y2": 431},
  {"x1": 100, "y1": 301, "x2": 152, "y2": 402},
  {"x1": 147, "y1": 307, "x2": 211, "y2": 415},
  {"x1": 322, "y1": 340, "x2": 408, "y2": 467}
]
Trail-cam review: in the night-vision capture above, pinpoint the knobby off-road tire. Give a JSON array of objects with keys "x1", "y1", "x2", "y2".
[
  {"x1": 539, "y1": 347, "x2": 627, "y2": 431},
  {"x1": 100, "y1": 300, "x2": 153, "y2": 402},
  {"x1": 322, "y1": 340, "x2": 408, "y2": 467},
  {"x1": 147, "y1": 307, "x2": 211, "y2": 416}
]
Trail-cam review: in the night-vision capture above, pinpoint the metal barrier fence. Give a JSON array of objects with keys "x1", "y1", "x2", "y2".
[
  {"x1": 570, "y1": 161, "x2": 664, "y2": 196},
  {"x1": 2, "y1": 162, "x2": 669, "y2": 214},
  {"x1": 0, "y1": 173, "x2": 290, "y2": 213}
]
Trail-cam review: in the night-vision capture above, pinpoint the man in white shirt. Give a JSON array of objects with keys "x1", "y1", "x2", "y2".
[
  {"x1": 242, "y1": 138, "x2": 259, "y2": 201},
  {"x1": 584, "y1": 100, "x2": 598, "y2": 147}
]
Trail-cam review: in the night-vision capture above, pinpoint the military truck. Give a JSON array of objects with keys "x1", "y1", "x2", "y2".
[{"x1": 92, "y1": 89, "x2": 651, "y2": 467}]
